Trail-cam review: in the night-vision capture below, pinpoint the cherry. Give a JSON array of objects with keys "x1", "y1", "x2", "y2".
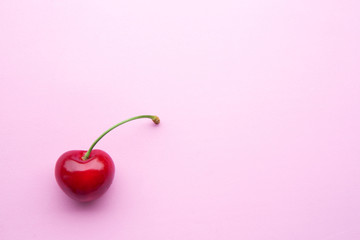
[
  {"x1": 55, "y1": 115, "x2": 160, "y2": 202},
  {"x1": 55, "y1": 149, "x2": 115, "y2": 202}
]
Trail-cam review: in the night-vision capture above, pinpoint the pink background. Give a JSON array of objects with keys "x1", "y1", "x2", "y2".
[{"x1": 1, "y1": 0, "x2": 360, "y2": 239}]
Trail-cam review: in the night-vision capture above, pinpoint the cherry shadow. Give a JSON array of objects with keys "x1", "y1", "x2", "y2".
[{"x1": 63, "y1": 187, "x2": 116, "y2": 212}]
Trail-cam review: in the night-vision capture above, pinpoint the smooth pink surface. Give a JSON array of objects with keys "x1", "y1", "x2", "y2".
[{"x1": 1, "y1": 0, "x2": 360, "y2": 239}]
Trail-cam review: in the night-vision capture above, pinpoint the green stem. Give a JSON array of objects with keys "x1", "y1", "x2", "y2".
[{"x1": 82, "y1": 115, "x2": 160, "y2": 160}]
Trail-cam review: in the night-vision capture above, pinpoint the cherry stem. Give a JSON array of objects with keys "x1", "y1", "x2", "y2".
[{"x1": 82, "y1": 115, "x2": 160, "y2": 160}]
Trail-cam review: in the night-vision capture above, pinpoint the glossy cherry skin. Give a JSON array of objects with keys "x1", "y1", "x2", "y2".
[{"x1": 55, "y1": 149, "x2": 115, "y2": 202}]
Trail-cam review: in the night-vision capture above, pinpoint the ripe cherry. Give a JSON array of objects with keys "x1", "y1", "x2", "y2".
[{"x1": 55, "y1": 115, "x2": 160, "y2": 202}]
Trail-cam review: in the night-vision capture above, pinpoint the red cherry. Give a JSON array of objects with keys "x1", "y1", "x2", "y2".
[
  {"x1": 55, "y1": 149, "x2": 115, "y2": 202},
  {"x1": 55, "y1": 115, "x2": 160, "y2": 202}
]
